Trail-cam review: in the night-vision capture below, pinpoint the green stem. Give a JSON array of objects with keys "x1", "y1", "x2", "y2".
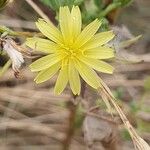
[
  {"x1": 62, "y1": 100, "x2": 77, "y2": 150},
  {"x1": 0, "y1": 26, "x2": 43, "y2": 38},
  {"x1": 0, "y1": 60, "x2": 11, "y2": 78},
  {"x1": 99, "y1": 2, "x2": 121, "y2": 18}
]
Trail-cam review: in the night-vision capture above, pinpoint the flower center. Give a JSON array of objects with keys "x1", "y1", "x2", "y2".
[
  {"x1": 63, "y1": 46, "x2": 78, "y2": 59},
  {"x1": 68, "y1": 49, "x2": 77, "y2": 58}
]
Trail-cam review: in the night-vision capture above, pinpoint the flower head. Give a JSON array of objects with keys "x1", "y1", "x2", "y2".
[{"x1": 26, "y1": 6, "x2": 115, "y2": 95}]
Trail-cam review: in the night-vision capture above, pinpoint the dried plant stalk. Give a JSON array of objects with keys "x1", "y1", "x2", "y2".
[{"x1": 98, "y1": 81, "x2": 150, "y2": 150}]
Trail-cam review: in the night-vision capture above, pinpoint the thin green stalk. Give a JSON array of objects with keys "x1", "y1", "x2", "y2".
[
  {"x1": 62, "y1": 99, "x2": 77, "y2": 150},
  {"x1": 0, "y1": 60, "x2": 11, "y2": 78},
  {"x1": 0, "y1": 26, "x2": 43, "y2": 37},
  {"x1": 99, "y1": 2, "x2": 121, "y2": 18}
]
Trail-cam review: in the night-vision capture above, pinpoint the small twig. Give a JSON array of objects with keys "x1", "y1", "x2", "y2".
[
  {"x1": 25, "y1": 0, "x2": 50, "y2": 21},
  {"x1": 86, "y1": 112, "x2": 116, "y2": 124}
]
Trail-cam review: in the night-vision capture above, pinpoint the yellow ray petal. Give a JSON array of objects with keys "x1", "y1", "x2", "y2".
[
  {"x1": 30, "y1": 54, "x2": 62, "y2": 72},
  {"x1": 26, "y1": 37, "x2": 59, "y2": 53},
  {"x1": 34, "y1": 62, "x2": 61, "y2": 83},
  {"x1": 54, "y1": 60, "x2": 69, "y2": 94},
  {"x1": 69, "y1": 59, "x2": 81, "y2": 95},
  {"x1": 36, "y1": 19, "x2": 63, "y2": 44},
  {"x1": 78, "y1": 56, "x2": 114, "y2": 74},
  {"x1": 74, "y1": 19, "x2": 101, "y2": 48},
  {"x1": 71, "y1": 6, "x2": 81, "y2": 40},
  {"x1": 82, "y1": 31, "x2": 115, "y2": 49},
  {"x1": 74, "y1": 59, "x2": 101, "y2": 89},
  {"x1": 84, "y1": 46, "x2": 114, "y2": 59},
  {"x1": 59, "y1": 6, "x2": 72, "y2": 44}
]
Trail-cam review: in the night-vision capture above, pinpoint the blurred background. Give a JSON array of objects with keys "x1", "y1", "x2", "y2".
[{"x1": 0, "y1": 0, "x2": 150, "y2": 150}]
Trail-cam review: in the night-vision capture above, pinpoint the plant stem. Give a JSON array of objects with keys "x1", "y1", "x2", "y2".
[
  {"x1": 0, "y1": 60, "x2": 11, "y2": 78},
  {"x1": 97, "y1": 81, "x2": 150, "y2": 150},
  {"x1": 62, "y1": 95, "x2": 78, "y2": 150},
  {"x1": 99, "y1": 2, "x2": 121, "y2": 18},
  {"x1": 0, "y1": 26, "x2": 43, "y2": 37}
]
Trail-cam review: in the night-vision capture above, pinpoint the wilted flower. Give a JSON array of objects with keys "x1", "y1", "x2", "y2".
[
  {"x1": 26, "y1": 6, "x2": 115, "y2": 95},
  {"x1": 1, "y1": 38, "x2": 24, "y2": 74}
]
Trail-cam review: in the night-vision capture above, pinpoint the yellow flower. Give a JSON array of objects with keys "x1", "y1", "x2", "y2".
[{"x1": 26, "y1": 6, "x2": 115, "y2": 95}]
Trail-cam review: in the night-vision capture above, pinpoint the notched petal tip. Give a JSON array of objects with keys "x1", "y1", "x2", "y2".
[
  {"x1": 35, "y1": 18, "x2": 50, "y2": 30},
  {"x1": 35, "y1": 18, "x2": 45, "y2": 26},
  {"x1": 34, "y1": 79, "x2": 41, "y2": 84},
  {"x1": 74, "y1": 18, "x2": 102, "y2": 48},
  {"x1": 95, "y1": 18, "x2": 102, "y2": 27},
  {"x1": 36, "y1": 19, "x2": 43, "y2": 27},
  {"x1": 59, "y1": 5, "x2": 70, "y2": 14},
  {"x1": 37, "y1": 18, "x2": 46, "y2": 23},
  {"x1": 25, "y1": 38, "x2": 35, "y2": 48},
  {"x1": 34, "y1": 78, "x2": 46, "y2": 84},
  {"x1": 54, "y1": 90, "x2": 61, "y2": 95},
  {"x1": 29, "y1": 64, "x2": 36, "y2": 72},
  {"x1": 109, "y1": 30, "x2": 116, "y2": 38},
  {"x1": 72, "y1": 5, "x2": 79, "y2": 11},
  {"x1": 108, "y1": 66, "x2": 115, "y2": 74},
  {"x1": 60, "y1": 5, "x2": 70, "y2": 9},
  {"x1": 54, "y1": 85, "x2": 64, "y2": 95}
]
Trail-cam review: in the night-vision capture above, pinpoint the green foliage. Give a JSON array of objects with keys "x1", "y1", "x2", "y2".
[
  {"x1": 94, "y1": 0, "x2": 102, "y2": 6},
  {"x1": 40, "y1": 0, "x2": 133, "y2": 29},
  {"x1": 74, "y1": 0, "x2": 84, "y2": 5},
  {"x1": 0, "y1": 0, "x2": 9, "y2": 10},
  {"x1": 113, "y1": 0, "x2": 133, "y2": 7},
  {"x1": 144, "y1": 76, "x2": 150, "y2": 92},
  {"x1": 113, "y1": 87, "x2": 124, "y2": 100},
  {"x1": 74, "y1": 104, "x2": 84, "y2": 129},
  {"x1": 99, "y1": 18, "x2": 109, "y2": 31},
  {"x1": 121, "y1": 128, "x2": 131, "y2": 140},
  {"x1": 40, "y1": 0, "x2": 84, "y2": 11},
  {"x1": 0, "y1": 26, "x2": 16, "y2": 36},
  {"x1": 129, "y1": 101, "x2": 140, "y2": 113},
  {"x1": 137, "y1": 119, "x2": 150, "y2": 133},
  {"x1": 94, "y1": 0, "x2": 106, "y2": 11},
  {"x1": 0, "y1": 60, "x2": 11, "y2": 78}
]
